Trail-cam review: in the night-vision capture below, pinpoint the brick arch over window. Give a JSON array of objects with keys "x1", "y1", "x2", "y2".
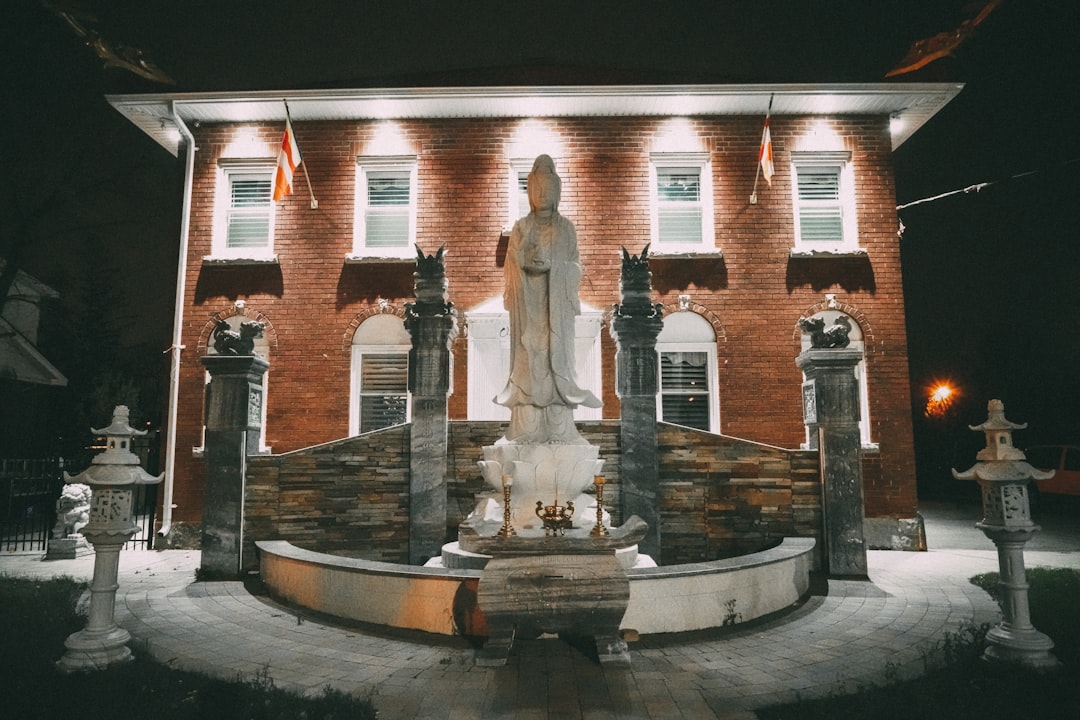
[
  {"x1": 340, "y1": 303, "x2": 408, "y2": 356},
  {"x1": 195, "y1": 304, "x2": 277, "y2": 453},
  {"x1": 792, "y1": 299, "x2": 874, "y2": 353},
  {"x1": 658, "y1": 301, "x2": 727, "y2": 344},
  {"x1": 197, "y1": 304, "x2": 278, "y2": 356}
]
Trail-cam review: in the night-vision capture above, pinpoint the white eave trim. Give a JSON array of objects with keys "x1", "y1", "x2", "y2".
[{"x1": 108, "y1": 82, "x2": 963, "y2": 157}]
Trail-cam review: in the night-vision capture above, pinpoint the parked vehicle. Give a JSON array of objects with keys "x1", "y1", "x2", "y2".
[{"x1": 1024, "y1": 445, "x2": 1080, "y2": 497}]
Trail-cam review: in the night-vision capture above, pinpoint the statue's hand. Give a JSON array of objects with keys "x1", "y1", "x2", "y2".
[{"x1": 524, "y1": 257, "x2": 551, "y2": 274}]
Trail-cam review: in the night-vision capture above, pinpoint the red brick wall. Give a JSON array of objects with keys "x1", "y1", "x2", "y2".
[{"x1": 170, "y1": 114, "x2": 915, "y2": 524}]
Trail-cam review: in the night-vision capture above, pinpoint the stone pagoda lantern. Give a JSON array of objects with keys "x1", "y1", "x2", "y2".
[
  {"x1": 57, "y1": 405, "x2": 163, "y2": 672},
  {"x1": 952, "y1": 399, "x2": 1057, "y2": 668}
]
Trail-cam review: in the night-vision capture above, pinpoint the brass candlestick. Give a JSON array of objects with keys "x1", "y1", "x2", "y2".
[
  {"x1": 497, "y1": 474, "x2": 516, "y2": 538},
  {"x1": 590, "y1": 475, "x2": 609, "y2": 537}
]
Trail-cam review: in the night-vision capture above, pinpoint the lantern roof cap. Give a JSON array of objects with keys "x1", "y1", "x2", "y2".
[{"x1": 968, "y1": 399, "x2": 1027, "y2": 432}]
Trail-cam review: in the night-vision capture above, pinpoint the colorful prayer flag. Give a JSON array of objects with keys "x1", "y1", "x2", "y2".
[
  {"x1": 273, "y1": 118, "x2": 302, "y2": 202},
  {"x1": 758, "y1": 116, "x2": 774, "y2": 187}
]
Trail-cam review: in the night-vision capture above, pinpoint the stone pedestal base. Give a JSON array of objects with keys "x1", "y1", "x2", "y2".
[
  {"x1": 45, "y1": 535, "x2": 92, "y2": 560},
  {"x1": 477, "y1": 552, "x2": 631, "y2": 667},
  {"x1": 984, "y1": 624, "x2": 1058, "y2": 668},
  {"x1": 471, "y1": 516, "x2": 646, "y2": 667},
  {"x1": 57, "y1": 625, "x2": 134, "y2": 671}
]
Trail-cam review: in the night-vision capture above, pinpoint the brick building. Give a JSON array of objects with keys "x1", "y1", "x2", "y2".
[{"x1": 109, "y1": 83, "x2": 960, "y2": 547}]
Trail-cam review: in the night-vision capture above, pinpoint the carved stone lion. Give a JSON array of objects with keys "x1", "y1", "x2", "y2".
[
  {"x1": 52, "y1": 483, "x2": 92, "y2": 538},
  {"x1": 212, "y1": 319, "x2": 265, "y2": 355}
]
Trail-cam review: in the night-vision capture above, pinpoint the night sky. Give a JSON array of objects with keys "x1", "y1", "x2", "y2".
[{"x1": 4, "y1": 0, "x2": 1079, "y2": 480}]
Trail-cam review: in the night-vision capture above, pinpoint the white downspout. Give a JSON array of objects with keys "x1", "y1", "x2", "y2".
[{"x1": 159, "y1": 103, "x2": 196, "y2": 540}]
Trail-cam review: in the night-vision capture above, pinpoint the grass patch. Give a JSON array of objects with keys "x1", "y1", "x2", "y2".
[
  {"x1": 2, "y1": 574, "x2": 377, "y2": 720},
  {"x1": 759, "y1": 568, "x2": 1080, "y2": 720}
]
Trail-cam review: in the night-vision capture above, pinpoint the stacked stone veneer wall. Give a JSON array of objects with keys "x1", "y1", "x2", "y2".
[
  {"x1": 244, "y1": 420, "x2": 826, "y2": 568},
  {"x1": 657, "y1": 424, "x2": 822, "y2": 566}
]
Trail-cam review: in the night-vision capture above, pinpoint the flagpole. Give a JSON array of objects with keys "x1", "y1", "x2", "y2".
[
  {"x1": 283, "y1": 100, "x2": 319, "y2": 209},
  {"x1": 750, "y1": 94, "x2": 775, "y2": 205}
]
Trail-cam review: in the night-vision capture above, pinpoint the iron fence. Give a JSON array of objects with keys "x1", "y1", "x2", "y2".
[{"x1": 1, "y1": 458, "x2": 158, "y2": 552}]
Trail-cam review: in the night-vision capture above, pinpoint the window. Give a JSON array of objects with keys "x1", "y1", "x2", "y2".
[
  {"x1": 656, "y1": 312, "x2": 719, "y2": 432},
  {"x1": 350, "y1": 314, "x2": 411, "y2": 434},
  {"x1": 464, "y1": 298, "x2": 603, "y2": 422},
  {"x1": 791, "y1": 152, "x2": 859, "y2": 254},
  {"x1": 650, "y1": 153, "x2": 714, "y2": 252},
  {"x1": 353, "y1": 157, "x2": 417, "y2": 259},
  {"x1": 508, "y1": 158, "x2": 534, "y2": 228},
  {"x1": 211, "y1": 162, "x2": 277, "y2": 261},
  {"x1": 799, "y1": 310, "x2": 873, "y2": 446}
]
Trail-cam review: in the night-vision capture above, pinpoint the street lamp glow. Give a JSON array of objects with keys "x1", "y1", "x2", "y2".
[{"x1": 926, "y1": 382, "x2": 957, "y2": 417}]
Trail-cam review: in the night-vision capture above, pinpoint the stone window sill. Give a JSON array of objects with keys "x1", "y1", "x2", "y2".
[
  {"x1": 345, "y1": 254, "x2": 414, "y2": 265},
  {"x1": 647, "y1": 250, "x2": 724, "y2": 260},
  {"x1": 788, "y1": 248, "x2": 867, "y2": 259},
  {"x1": 202, "y1": 255, "x2": 279, "y2": 266}
]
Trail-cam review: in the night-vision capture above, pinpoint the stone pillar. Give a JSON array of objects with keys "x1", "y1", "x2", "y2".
[
  {"x1": 796, "y1": 348, "x2": 867, "y2": 577},
  {"x1": 405, "y1": 247, "x2": 459, "y2": 565},
  {"x1": 610, "y1": 246, "x2": 663, "y2": 560},
  {"x1": 200, "y1": 353, "x2": 269, "y2": 578}
]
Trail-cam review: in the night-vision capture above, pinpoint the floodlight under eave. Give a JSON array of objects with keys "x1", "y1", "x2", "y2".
[{"x1": 889, "y1": 113, "x2": 905, "y2": 139}]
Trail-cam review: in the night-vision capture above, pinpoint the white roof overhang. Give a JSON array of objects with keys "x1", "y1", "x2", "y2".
[{"x1": 108, "y1": 83, "x2": 962, "y2": 157}]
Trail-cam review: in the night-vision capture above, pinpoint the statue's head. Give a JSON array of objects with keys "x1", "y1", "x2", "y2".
[{"x1": 527, "y1": 154, "x2": 561, "y2": 214}]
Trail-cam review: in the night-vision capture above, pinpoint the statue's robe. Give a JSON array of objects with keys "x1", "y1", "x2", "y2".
[{"x1": 495, "y1": 211, "x2": 600, "y2": 442}]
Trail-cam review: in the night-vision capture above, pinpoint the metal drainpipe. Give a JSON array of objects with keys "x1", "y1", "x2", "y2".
[{"x1": 159, "y1": 103, "x2": 196, "y2": 540}]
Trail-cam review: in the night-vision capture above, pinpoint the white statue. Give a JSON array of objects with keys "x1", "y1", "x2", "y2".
[
  {"x1": 53, "y1": 483, "x2": 92, "y2": 538},
  {"x1": 495, "y1": 155, "x2": 601, "y2": 444}
]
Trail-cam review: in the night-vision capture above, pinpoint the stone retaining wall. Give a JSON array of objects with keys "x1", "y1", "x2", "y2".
[{"x1": 244, "y1": 421, "x2": 825, "y2": 569}]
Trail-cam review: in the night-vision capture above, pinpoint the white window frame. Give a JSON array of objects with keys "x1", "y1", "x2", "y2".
[
  {"x1": 790, "y1": 151, "x2": 860, "y2": 254},
  {"x1": 210, "y1": 160, "x2": 278, "y2": 262},
  {"x1": 655, "y1": 312, "x2": 720, "y2": 432},
  {"x1": 464, "y1": 298, "x2": 603, "y2": 422},
  {"x1": 649, "y1": 152, "x2": 715, "y2": 253},
  {"x1": 352, "y1": 156, "x2": 418, "y2": 260},
  {"x1": 349, "y1": 315, "x2": 413, "y2": 435},
  {"x1": 507, "y1": 158, "x2": 535, "y2": 229}
]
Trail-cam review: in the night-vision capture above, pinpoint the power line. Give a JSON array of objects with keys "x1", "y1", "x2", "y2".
[{"x1": 896, "y1": 157, "x2": 1080, "y2": 211}]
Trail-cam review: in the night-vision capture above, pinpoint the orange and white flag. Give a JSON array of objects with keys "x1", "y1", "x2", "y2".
[
  {"x1": 273, "y1": 118, "x2": 302, "y2": 202},
  {"x1": 758, "y1": 116, "x2": 774, "y2": 186}
]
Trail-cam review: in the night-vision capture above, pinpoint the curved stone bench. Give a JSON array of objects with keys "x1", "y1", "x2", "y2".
[{"x1": 256, "y1": 537, "x2": 815, "y2": 637}]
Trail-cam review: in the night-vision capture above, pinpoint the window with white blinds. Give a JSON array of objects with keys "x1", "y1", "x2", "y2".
[
  {"x1": 657, "y1": 167, "x2": 703, "y2": 245},
  {"x1": 508, "y1": 158, "x2": 542, "y2": 227},
  {"x1": 791, "y1": 153, "x2": 858, "y2": 252},
  {"x1": 212, "y1": 162, "x2": 277, "y2": 260},
  {"x1": 655, "y1": 311, "x2": 719, "y2": 432},
  {"x1": 358, "y1": 353, "x2": 409, "y2": 431},
  {"x1": 350, "y1": 313, "x2": 413, "y2": 436},
  {"x1": 659, "y1": 351, "x2": 710, "y2": 431},
  {"x1": 650, "y1": 153, "x2": 713, "y2": 252},
  {"x1": 795, "y1": 166, "x2": 844, "y2": 244},
  {"x1": 355, "y1": 157, "x2": 417, "y2": 257},
  {"x1": 227, "y1": 173, "x2": 273, "y2": 249}
]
